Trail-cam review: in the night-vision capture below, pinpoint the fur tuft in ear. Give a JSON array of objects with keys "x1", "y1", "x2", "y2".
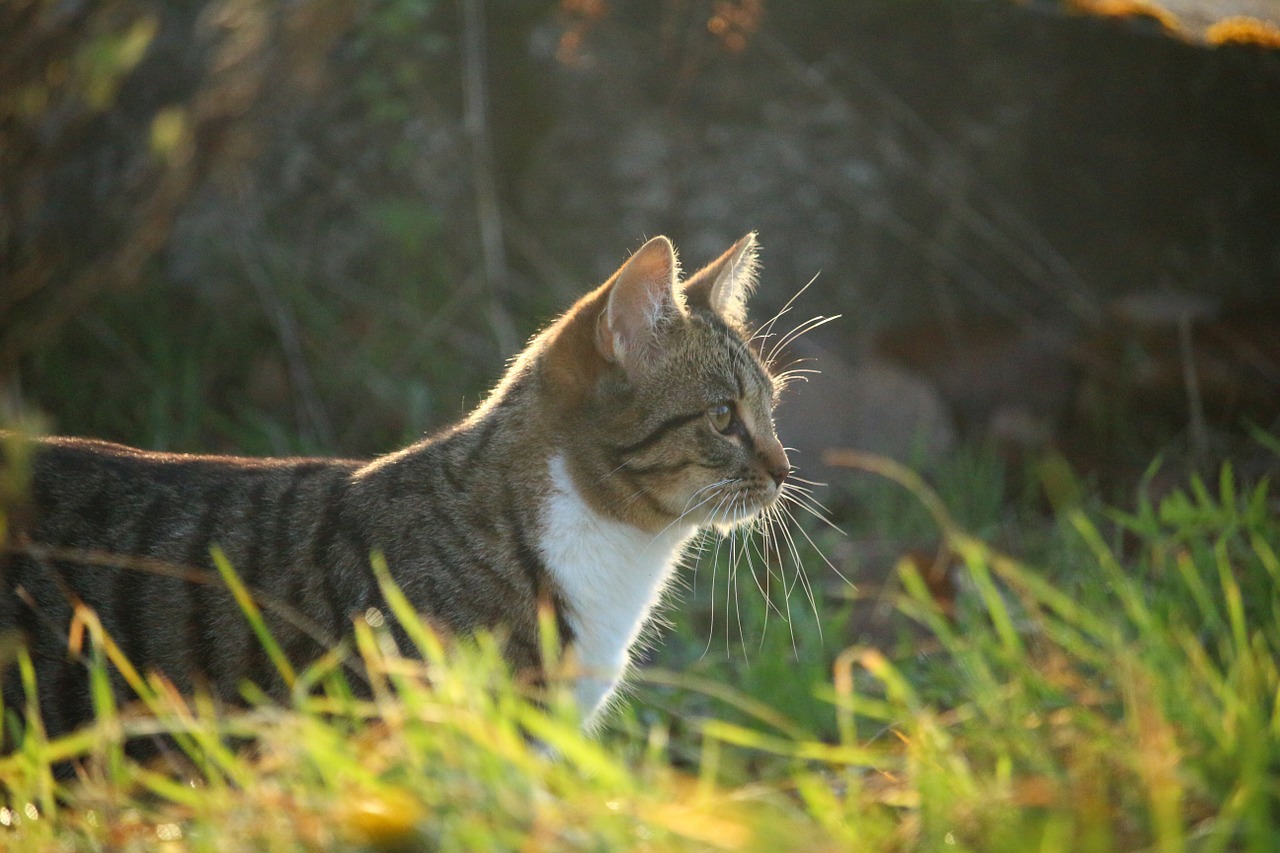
[
  {"x1": 595, "y1": 235, "x2": 681, "y2": 367},
  {"x1": 681, "y1": 232, "x2": 758, "y2": 327}
]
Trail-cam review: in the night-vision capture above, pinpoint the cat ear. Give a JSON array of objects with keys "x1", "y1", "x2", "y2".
[
  {"x1": 682, "y1": 232, "x2": 758, "y2": 327},
  {"x1": 596, "y1": 235, "x2": 681, "y2": 367}
]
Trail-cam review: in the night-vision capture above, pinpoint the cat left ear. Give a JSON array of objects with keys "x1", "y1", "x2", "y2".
[
  {"x1": 596, "y1": 235, "x2": 681, "y2": 367},
  {"x1": 682, "y1": 232, "x2": 758, "y2": 327}
]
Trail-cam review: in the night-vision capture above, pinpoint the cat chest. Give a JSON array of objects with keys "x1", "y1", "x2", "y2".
[{"x1": 538, "y1": 456, "x2": 693, "y2": 671}]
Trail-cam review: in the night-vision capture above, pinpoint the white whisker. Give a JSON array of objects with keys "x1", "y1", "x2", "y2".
[
  {"x1": 770, "y1": 502, "x2": 824, "y2": 639},
  {"x1": 699, "y1": 489, "x2": 737, "y2": 659},
  {"x1": 728, "y1": 525, "x2": 750, "y2": 662},
  {"x1": 779, "y1": 498, "x2": 853, "y2": 590},
  {"x1": 756, "y1": 504, "x2": 809, "y2": 652},
  {"x1": 766, "y1": 314, "x2": 842, "y2": 367},
  {"x1": 750, "y1": 271, "x2": 822, "y2": 351},
  {"x1": 653, "y1": 479, "x2": 732, "y2": 541},
  {"x1": 747, "y1": 513, "x2": 786, "y2": 618},
  {"x1": 782, "y1": 488, "x2": 846, "y2": 536}
]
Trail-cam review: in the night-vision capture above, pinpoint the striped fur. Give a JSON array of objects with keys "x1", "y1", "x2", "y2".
[{"x1": 1, "y1": 233, "x2": 791, "y2": 738}]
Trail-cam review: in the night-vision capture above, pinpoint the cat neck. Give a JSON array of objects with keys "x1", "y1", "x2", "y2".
[
  {"x1": 357, "y1": 391, "x2": 696, "y2": 725},
  {"x1": 538, "y1": 452, "x2": 695, "y2": 724}
]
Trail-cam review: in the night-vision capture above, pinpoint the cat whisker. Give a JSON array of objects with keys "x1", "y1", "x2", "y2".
[
  {"x1": 684, "y1": 471, "x2": 849, "y2": 666},
  {"x1": 765, "y1": 313, "x2": 841, "y2": 369},
  {"x1": 777, "y1": 495, "x2": 852, "y2": 589},
  {"x1": 768, "y1": 509, "x2": 799, "y2": 591},
  {"x1": 746, "y1": 512, "x2": 791, "y2": 627},
  {"x1": 761, "y1": 502, "x2": 803, "y2": 602},
  {"x1": 759, "y1": 505, "x2": 804, "y2": 656},
  {"x1": 772, "y1": 367, "x2": 822, "y2": 392},
  {"x1": 771, "y1": 309, "x2": 840, "y2": 352},
  {"x1": 746, "y1": 533, "x2": 774, "y2": 655},
  {"x1": 767, "y1": 502, "x2": 825, "y2": 640},
  {"x1": 659, "y1": 479, "x2": 733, "y2": 538},
  {"x1": 596, "y1": 457, "x2": 637, "y2": 485},
  {"x1": 781, "y1": 485, "x2": 846, "y2": 537},
  {"x1": 771, "y1": 355, "x2": 818, "y2": 373},
  {"x1": 773, "y1": 353, "x2": 818, "y2": 369},
  {"x1": 750, "y1": 270, "x2": 822, "y2": 351},
  {"x1": 780, "y1": 480, "x2": 834, "y2": 511},
  {"x1": 779, "y1": 476, "x2": 833, "y2": 507},
  {"x1": 769, "y1": 356, "x2": 821, "y2": 387},
  {"x1": 731, "y1": 510, "x2": 769, "y2": 660},
  {"x1": 773, "y1": 366, "x2": 822, "y2": 382},
  {"x1": 700, "y1": 491, "x2": 739, "y2": 659},
  {"x1": 727, "y1": 525, "x2": 749, "y2": 661}
]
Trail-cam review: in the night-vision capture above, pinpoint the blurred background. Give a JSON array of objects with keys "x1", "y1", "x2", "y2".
[
  {"x1": 5, "y1": 3, "x2": 1280, "y2": 832},
  {"x1": 3, "y1": 0, "x2": 1279, "y2": 500}
]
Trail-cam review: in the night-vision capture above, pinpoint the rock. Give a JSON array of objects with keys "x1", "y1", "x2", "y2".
[{"x1": 775, "y1": 339, "x2": 956, "y2": 489}]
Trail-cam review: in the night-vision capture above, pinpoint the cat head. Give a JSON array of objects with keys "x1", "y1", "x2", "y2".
[{"x1": 543, "y1": 234, "x2": 790, "y2": 534}]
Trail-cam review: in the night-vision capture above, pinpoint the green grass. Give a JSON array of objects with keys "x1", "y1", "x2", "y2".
[{"x1": 3, "y1": 438, "x2": 1278, "y2": 851}]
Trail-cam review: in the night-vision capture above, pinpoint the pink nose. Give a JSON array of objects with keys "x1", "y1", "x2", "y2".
[{"x1": 760, "y1": 440, "x2": 790, "y2": 488}]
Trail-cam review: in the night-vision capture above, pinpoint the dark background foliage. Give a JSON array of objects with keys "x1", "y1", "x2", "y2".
[{"x1": 2, "y1": 0, "x2": 1278, "y2": 488}]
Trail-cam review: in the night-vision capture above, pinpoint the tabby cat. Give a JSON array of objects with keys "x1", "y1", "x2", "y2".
[{"x1": 1, "y1": 233, "x2": 791, "y2": 741}]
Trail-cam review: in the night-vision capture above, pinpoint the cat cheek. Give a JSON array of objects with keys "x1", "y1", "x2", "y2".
[{"x1": 674, "y1": 474, "x2": 723, "y2": 516}]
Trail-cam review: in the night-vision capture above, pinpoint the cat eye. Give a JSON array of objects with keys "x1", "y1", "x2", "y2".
[{"x1": 707, "y1": 402, "x2": 733, "y2": 434}]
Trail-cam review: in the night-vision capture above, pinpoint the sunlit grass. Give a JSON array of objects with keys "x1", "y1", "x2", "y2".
[{"x1": 3, "y1": 444, "x2": 1279, "y2": 851}]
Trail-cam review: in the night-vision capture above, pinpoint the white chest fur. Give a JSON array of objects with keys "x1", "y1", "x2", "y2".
[{"x1": 538, "y1": 454, "x2": 694, "y2": 726}]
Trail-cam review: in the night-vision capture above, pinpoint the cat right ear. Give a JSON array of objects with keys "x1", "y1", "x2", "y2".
[
  {"x1": 596, "y1": 236, "x2": 680, "y2": 367},
  {"x1": 682, "y1": 232, "x2": 758, "y2": 328}
]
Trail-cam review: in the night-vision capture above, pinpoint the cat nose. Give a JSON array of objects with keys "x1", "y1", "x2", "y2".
[
  {"x1": 769, "y1": 464, "x2": 791, "y2": 488},
  {"x1": 759, "y1": 438, "x2": 790, "y2": 488}
]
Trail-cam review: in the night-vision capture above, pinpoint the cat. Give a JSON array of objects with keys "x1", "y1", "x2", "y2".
[{"x1": 0, "y1": 233, "x2": 792, "y2": 742}]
